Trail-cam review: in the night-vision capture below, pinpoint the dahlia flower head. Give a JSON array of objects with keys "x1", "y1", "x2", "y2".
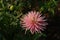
[{"x1": 20, "y1": 11, "x2": 48, "y2": 34}]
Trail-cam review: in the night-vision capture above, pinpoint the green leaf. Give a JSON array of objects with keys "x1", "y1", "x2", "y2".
[
  {"x1": 53, "y1": 0, "x2": 57, "y2": 6},
  {"x1": 48, "y1": 8, "x2": 55, "y2": 16},
  {"x1": 42, "y1": 33, "x2": 47, "y2": 37},
  {"x1": 40, "y1": 7, "x2": 44, "y2": 12},
  {"x1": 33, "y1": 33, "x2": 42, "y2": 40}
]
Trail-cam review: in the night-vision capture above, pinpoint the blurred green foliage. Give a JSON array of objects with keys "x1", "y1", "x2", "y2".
[{"x1": 0, "y1": 0, "x2": 57, "y2": 40}]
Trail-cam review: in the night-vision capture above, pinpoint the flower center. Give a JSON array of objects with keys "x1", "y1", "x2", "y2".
[{"x1": 31, "y1": 17, "x2": 36, "y2": 25}]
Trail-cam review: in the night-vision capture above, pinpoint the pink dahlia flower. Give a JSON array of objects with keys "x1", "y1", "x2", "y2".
[{"x1": 20, "y1": 11, "x2": 48, "y2": 34}]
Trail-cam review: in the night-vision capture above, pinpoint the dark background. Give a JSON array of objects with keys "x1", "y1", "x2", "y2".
[{"x1": 39, "y1": 1, "x2": 60, "y2": 40}]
